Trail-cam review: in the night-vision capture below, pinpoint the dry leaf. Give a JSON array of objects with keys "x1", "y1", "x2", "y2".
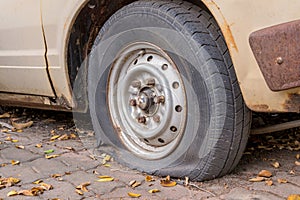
[
  {"x1": 277, "y1": 178, "x2": 288, "y2": 184},
  {"x1": 18, "y1": 190, "x2": 35, "y2": 196},
  {"x1": 30, "y1": 187, "x2": 44, "y2": 195},
  {"x1": 128, "y1": 192, "x2": 141, "y2": 198},
  {"x1": 35, "y1": 144, "x2": 43, "y2": 148},
  {"x1": 58, "y1": 134, "x2": 69, "y2": 140},
  {"x1": 145, "y1": 176, "x2": 154, "y2": 182},
  {"x1": 131, "y1": 181, "x2": 141, "y2": 188},
  {"x1": 185, "y1": 177, "x2": 189, "y2": 186},
  {"x1": 51, "y1": 174, "x2": 62, "y2": 178},
  {"x1": 0, "y1": 177, "x2": 21, "y2": 187},
  {"x1": 70, "y1": 133, "x2": 77, "y2": 139},
  {"x1": 258, "y1": 170, "x2": 272, "y2": 178},
  {"x1": 102, "y1": 155, "x2": 111, "y2": 165},
  {"x1": 271, "y1": 162, "x2": 280, "y2": 168},
  {"x1": 249, "y1": 177, "x2": 265, "y2": 182},
  {"x1": 148, "y1": 189, "x2": 160, "y2": 193},
  {"x1": 33, "y1": 180, "x2": 43, "y2": 184},
  {"x1": 0, "y1": 112, "x2": 10, "y2": 118},
  {"x1": 64, "y1": 147, "x2": 74, "y2": 151},
  {"x1": 5, "y1": 136, "x2": 12, "y2": 141},
  {"x1": 11, "y1": 139, "x2": 19, "y2": 143},
  {"x1": 295, "y1": 161, "x2": 300, "y2": 166},
  {"x1": 160, "y1": 176, "x2": 177, "y2": 187},
  {"x1": 296, "y1": 154, "x2": 300, "y2": 160},
  {"x1": 45, "y1": 154, "x2": 60, "y2": 159},
  {"x1": 97, "y1": 176, "x2": 114, "y2": 182},
  {"x1": 265, "y1": 180, "x2": 273, "y2": 186},
  {"x1": 50, "y1": 135, "x2": 61, "y2": 141},
  {"x1": 39, "y1": 183, "x2": 53, "y2": 191},
  {"x1": 75, "y1": 189, "x2": 83, "y2": 195},
  {"x1": 76, "y1": 182, "x2": 90, "y2": 192},
  {"x1": 129, "y1": 180, "x2": 136, "y2": 187},
  {"x1": 103, "y1": 164, "x2": 111, "y2": 168},
  {"x1": 7, "y1": 190, "x2": 18, "y2": 197},
  {"x1": 15, "y1": 145, "x2": 25, "y2": 149},
  {"x1": 12, "y1": 120, "x2": 33, "y2": 130},
  {"x1": 290, "y1": 170, "x2": 296, "y2": 175},
  {"x1": 11, "y1": 160, "x2": 20, "y2": 166},
  {"x1": 287, "y1": 194, "x2": 300, "y2": 200}
]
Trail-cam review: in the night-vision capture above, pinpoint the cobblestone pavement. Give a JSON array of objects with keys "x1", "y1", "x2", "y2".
[{"x1": 0, "y1": 109, "x2": 299, "y2": 199}]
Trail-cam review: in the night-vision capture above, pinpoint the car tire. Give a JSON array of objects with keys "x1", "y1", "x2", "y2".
[{"x1": 88, "y1": 0, "x2": 251, "y2": 181}]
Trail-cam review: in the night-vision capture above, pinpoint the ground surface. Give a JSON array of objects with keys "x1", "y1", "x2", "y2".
[{"x1": 0, "y1": 108, "x2": 299, "y2": 199}]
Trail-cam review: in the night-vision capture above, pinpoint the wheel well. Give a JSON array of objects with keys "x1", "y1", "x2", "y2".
[{"x1": 67, "y1": 0, "x2": 211, "y2": 86}]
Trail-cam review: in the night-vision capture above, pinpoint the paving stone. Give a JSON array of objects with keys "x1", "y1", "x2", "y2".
[
  {"x1": 0, "y1": 164, "x2": 43, "y2": 184},
  {"x1": 36, "y1": 178, "x2": 84, "y2": 200},
  {"x1": 55, "y1": 151, "x2": 100, "y2": 171},
  {"x1": 0, "y1": 148, "x2": 41, "y2": 163},
  {"x1": 23, "y1": 158, "x2": 69, "y2": 177},
  {"x1": 220, "y1": 187, "x2": 282, "y2": 200}
]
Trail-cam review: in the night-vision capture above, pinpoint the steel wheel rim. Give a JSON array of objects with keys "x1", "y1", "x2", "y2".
[{"x1": 107, "y1": 42, "x2": 187, "y2": 160}]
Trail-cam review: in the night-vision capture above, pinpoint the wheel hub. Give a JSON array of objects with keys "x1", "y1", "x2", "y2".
[{"x1": 107, "y1": 42, "x2": 187, "y2": 160}]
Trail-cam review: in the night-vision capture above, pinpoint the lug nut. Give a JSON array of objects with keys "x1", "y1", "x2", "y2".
[
  {"x1": 131, "y1": 80, "x2": 141, "y2": 88},
  {"x1": 146, "y1": 78, "x2": 155, "y2": 87},
  {"x1": 137, "y1": 116, "x2": 147, "y2": 124},
  {"x1": 153, "y1": 115, "x2": 160, "y2": 123},
  {"x1": 155, "y1": 95, "x2": 165, "y2": 104},
  {"x1": 129, "y1": 99, "x2": 137, "y2": 106}
]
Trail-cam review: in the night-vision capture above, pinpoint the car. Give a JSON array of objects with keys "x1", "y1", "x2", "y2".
[{"x1": 0, "y1": 0, "x2": 299, "y2": 181}]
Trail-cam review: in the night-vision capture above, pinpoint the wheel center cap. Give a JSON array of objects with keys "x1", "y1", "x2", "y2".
[{"x1": 138, "y1": 87, "x2": 155, "y2": 112}]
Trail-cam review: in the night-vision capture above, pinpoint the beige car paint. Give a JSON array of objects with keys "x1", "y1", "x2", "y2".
[
  {"x1": 41, "y1": 0, "x2": 87, "y2": 108},
  {"x1": 0, "y1": 0, "x2": 54, "y2": 97}
]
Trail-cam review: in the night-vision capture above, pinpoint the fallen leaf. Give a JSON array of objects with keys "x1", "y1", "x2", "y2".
[
  {"x1": 185, "y1": 177, "x2": 189, "y2": 186},
  {"x1": 265, "y1": 180, "x2": 273, "y2": 186},
  {"x1": 51, "y1": 174, "x2": 62, "y2": 178},
  {"x1": 160, "y1": 176, "x2": 177, "y2": 187},
  {"x1": 39, "y1": 183, "x2": 53, "y2": 191},
  {"x1": 128, "y1": 192, "x2": 141, "y2": 198},
  {"x1": 258, "y1": 170, "x2": 272, "y2": 178},
  {"x1": 64, "y1": 147, "x2": 74, "y2": 151},
  {"x1": 295, "y1": 161, "x2": 300, "y2": 166},
  {"x1": 16, "y1": 130, "x2": 23, "y2": 133},
  {"x1": 44, "y1": 149, "x2": 55, "y2": 154},
  {"x1": 35, "y1": 144, "x2": 43, "y2": 148},
  {"x1": 0, "y1": 177, "x2": 21, "y2": 187},
  {"x1": 7, "y1": 190, "x2": 18, "y2": 197},
  {"x1": 11, "y1": 120, "x2": 33, "y2": 130},
  {"x1": 271, "y1": 161, "x2": 280, "y2": 168},
  {"x1": 131, "y1": 181, "x2": 141, "y2": 188},
  {"x1": 30, "y1": 187, "x2": 44, "y2": 195},
  {"x1": 76, "y1": 182, "x2": 90, "y2": 192},
  {"x1": 287, "y1": 194, "x2": 300, "y2": 200},
  {"x1": 33, "y1": 180, "x2": 43, "y2": 184},
  {"x1": 249, "y1": 177, "x2": 265, "y2": 182},
  {"x1": 102, "y1": 155, "x2": 111, "y2": 165},
  {"x1": 0, "y1": 112, "x2": 10, "y2": 119},
  {"x1": 45, "y1": 154, "x2": 60, "y2": 159},
  {"x1": 50, "y1": 135, "x2": 61, "y2": 141},
  {"x1": 290, "y1": 170, "x2": 296, "y2": 175},
  {"x1": 15, "y1": 145, "x2": 25, "y2": 149},
  {"x1": 296, "y1": 154, "x2": 300, "y2": 160},
  {"x1": 11, "y1": 160, "x2": 20, "y2": 166},
  {"x1": 75, "y1": 189, "x2": 83, "y2": 195},
  {"x1": 1, "y1": 128, "x2": 9, "y2": 133},
  {"x1": 277, "y1": 178, "x2": 288, "y2": 184},
  {"x1": 58, "y1": 134, "x2": 69, "y2": 141},
  {"x1": 70, "y1": 133, "x2": 77, "y2": 139},
  {"x1": 129, "y1": 180, "x2": 136, "y2": 187},
  {"x1": 5, "y1": 136, "x2": 12, "y2": 141},
  {"x1": 18, "y1": 190, "x2": 35, "y2": 196},
  {"x1": 11, "y1": 139, "x2": 19, "y2": 143},
  {"x1": 97, "y1": 176, "x2": 114, "y2": 182},
  {"x1": 148, "y1": 189, "x2": 160, "y2": 193},
  {"x1": 103, "y1": 164, "x2": 111, "y2": 168},
  {"x1": 145, "y1": 176, "x2": 154, "y2": 182}
]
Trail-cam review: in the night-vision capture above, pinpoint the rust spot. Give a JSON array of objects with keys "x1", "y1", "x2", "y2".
[
  {"x1": 251, "y1": 104, "x2": 270, "y2": 112},
  {"x1": 283, "y1": 93, "x2": 300, "y2": 113},
  {"x1": 249, "y1": 20, "x2": 300, "y2": 91},
  {"x1": 205, "y1": 0, "x2": 238, "y2": 52}
]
